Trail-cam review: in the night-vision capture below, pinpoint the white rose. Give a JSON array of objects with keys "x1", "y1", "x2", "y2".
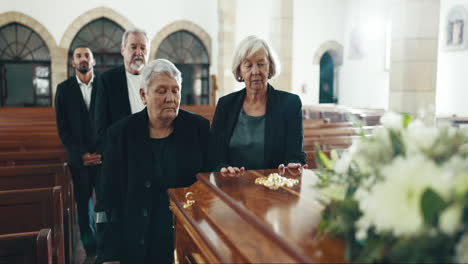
[
  {"x1": 439, "y1": 204, "x2": 463, "y2": 235},
  {"x1": 380, "y1": 112, "x2": 403, "y2": 130}
]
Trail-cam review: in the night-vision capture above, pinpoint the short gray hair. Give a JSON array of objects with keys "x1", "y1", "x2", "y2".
[
  {"x1": 121, "y1": 28, "x2": 149, "y2": 47},
  {"x1": 141, "y1": 59, "x2": 182, "y2": 91},
  {"x1": 231, "y1": 35, "x2": 281, "y2": 82}
]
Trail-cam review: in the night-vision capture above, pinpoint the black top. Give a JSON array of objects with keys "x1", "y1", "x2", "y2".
[
  {"x1": 94, "y1": 65, "x2": 132, "y2": 154},
  {"x1": 146, "y1": 135, "x2": 176, "y2": 263},
  {"x1": 228, "y1": 109, "x2": 266, "y2": 169},
  {"x1": 54, "y1": 75, "x2": 98, "y2": 167},
  {"x1": 97, "y1": 108, "x2": 210, "y2": 264},
  {"x1": 209, "y1": 84, "x2": 306, "y2": 171}
]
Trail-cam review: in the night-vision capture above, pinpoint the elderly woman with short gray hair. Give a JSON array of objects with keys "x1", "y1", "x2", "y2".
[
  {"x1": 210, "y1": 35, "x2": 307, "y2": 176},
  {"x1": 97, "y1": 59, "x2": 209, "y2": 264}
]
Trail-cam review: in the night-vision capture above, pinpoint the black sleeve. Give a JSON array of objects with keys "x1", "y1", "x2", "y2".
[
  {"x1": 283, "y1": 95, "x2": 306, "y2": 165},
  {"x1": 54, "y1": 83, "x2": 85, "y2": 165},
  {"x1": 199, "y1": 117, "x2": 210, "y2": 172},
  {"x1": 97, "y1": 127, "x2": 125, "y2": 262},
  {"x1": 208, "y1": 98, "x2": 230, "y2": 171},
  {"x1": 94, "y1": 75, "x2": 111, "y2": 155}
]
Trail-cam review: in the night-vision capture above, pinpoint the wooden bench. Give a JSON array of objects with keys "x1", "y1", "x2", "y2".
[
  {"x1": 180, "y1": 105, "x2": 216, "y2": 121},
  {"x1": 0, "y1": 164, "x2": 73, "y2": 264},
  {"x1": 0, "y1": 137, "x2": 64, "y2": 152},
  {"x1": 0, "y1": 228, "x2": 52, "y2": 264},
  {"x1": 0, "y1": 187, "x2": 65, "y2": 264},
  {"x1": 0, "y1": 150, "x2": 67, "y2": 167}
]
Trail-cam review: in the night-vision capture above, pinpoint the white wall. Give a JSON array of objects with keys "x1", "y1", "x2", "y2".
[
  {"x1": 338, "y1": 0, "x2": 392, "y2": 109},
  {"x1": 436, "y1": 0, "x2": 468, "y2": 116},
  {"x1": 0, "y1": 0, "x2": 219, "y2": 74},
  {"x1": 293, "y1": 0, "x2": 346, "y2": 105}
]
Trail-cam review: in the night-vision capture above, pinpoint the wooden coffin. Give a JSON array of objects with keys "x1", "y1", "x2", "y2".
[{"x1": 168, "y1": 169, "x2": 345, "y2": 263}]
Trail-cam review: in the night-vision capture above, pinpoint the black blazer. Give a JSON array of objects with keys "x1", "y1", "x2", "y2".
[
  {"x1": 98, "y1": 108, "x2": 209, "y2": 263},
  {"x1": 209, "y1": 84, "x2": 306, "y2": 171},
  {"x1": 94, "y1": 65, "x2": 131, "y2": 152},
  {"x1": 54, "y1": 75, "x2": 98, "y2": 167}
]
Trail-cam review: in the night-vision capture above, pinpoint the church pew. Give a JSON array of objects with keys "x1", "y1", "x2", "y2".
[
  {"x1": 0, "y1": 187, "x2": 65, "y2": 264},
  {"x1": 302, "y1": 104, "x2": 383, "y2": 125},
  {"x1": 0, "y1": 150, "x2": 67, "y2": 167},
  {"x1": 180, "y1": 105, "x2": 216, "y2": 121},
  {"x1": 0, "y1": 107, "x2": 55, "y2": 118},
  {"x1": 303, "y1": 126, "x2": 375, "y2": 139},
  {"x1": 0, "y1": 228, "x2": 52, "y2": 264},
  {"x1": 0, "y1": 136, "x2": 64, "y2": 152},
  {"x1": 302, "y1": 119, "x2": 327, "y2": 129},
  {"x1": 303, "y1": 136, "x2": 359, "y2": 151},
  {"x1": 0, "y1": 164, "x2": 73, "y2": 264}
]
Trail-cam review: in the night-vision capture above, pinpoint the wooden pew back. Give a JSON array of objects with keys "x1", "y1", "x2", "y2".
[
  {"x1": 0, "y1": 187, "x2": 64, "y2": 264},
  {"x1": 0, "y1": 150, "x2": 67, "y2": 167},
  {"x1": 0, "y1": 164, "x2": 73, "y2": 264},
  {"x1": 0, "y1": 228, "x2": 52, "y2": 264}
]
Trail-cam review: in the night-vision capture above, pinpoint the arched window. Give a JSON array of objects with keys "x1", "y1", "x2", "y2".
[
  {"x1": 68, "y1": 18, "x2": 125, "y2": 77},
  {"x1": 0, "y1": 23, "x2": 51, "y2": 107},
  {"x1": 156, "y1": 30, "x2": 210, "y2": 105}
]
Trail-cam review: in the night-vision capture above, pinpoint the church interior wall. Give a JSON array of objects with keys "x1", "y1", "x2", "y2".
[
  {"x1": 3, "y1": 0, "x2": 468, "y2": 117},
  {"x1": 436, "y1": 0, "x2": 468, "y2": 117},
  {"x1": 292, "y1": 0, "x2": 346, "y2": 105},
  {"x1": 337, "y1": 0, "x2": 393, "y2": 110},
  {"x1": 0, "y1": 0, "x2": 219, "y2": 97}
]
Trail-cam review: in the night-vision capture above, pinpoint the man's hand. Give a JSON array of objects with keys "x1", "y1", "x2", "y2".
[{"x1": 81, "y1": 152, "x2": 102, "y2": 166}]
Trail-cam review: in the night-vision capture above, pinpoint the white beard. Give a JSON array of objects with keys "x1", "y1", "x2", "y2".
[{"x1": 130, "y1": 60, "x2": 144, "y2": 71}]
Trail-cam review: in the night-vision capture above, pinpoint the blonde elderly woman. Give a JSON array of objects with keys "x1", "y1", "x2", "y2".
[
  {"x1": 97, "y1": 59, "x2": 209, "y2": 264},
  {"x1": 209, "y1": 35, "x2": 307, "y2": 176}
]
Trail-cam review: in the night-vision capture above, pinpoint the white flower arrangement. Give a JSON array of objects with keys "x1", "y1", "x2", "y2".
[{"x1": 316, "y1": 112, "x2": 468, "y2": 263}]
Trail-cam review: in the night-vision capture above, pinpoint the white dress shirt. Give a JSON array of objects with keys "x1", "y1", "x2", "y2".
[
  {"x1": 125, "y1": 72, "x2": 145, "y2": 114},
  {"x1": 76, "y1": 74, "x2": 94, "y2": 110}
]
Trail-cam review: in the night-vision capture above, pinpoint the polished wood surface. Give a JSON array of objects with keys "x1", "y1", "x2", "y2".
[
  {"x1": 0, "y1": 164, "x2": 74, "y2": 263},
  {"x1": 0, "y1": 228, "x2": 53, "y2": 264},
  {"x1": 0, "y1": 187, "x2": 65, "y2": 264},
  {"x1": 168, "y1": 169, "x2": 345, "y2": 263},
  {"x1": 0, "y1": 150, "x2": 67, "y2": 167}
]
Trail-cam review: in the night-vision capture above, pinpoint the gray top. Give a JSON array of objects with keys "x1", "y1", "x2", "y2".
[{"x1": 228, "y1": 108, "x2": 265, "y2": 170}]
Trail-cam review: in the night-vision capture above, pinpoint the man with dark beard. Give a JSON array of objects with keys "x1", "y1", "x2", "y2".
[
  {"x1": 93, "y1": 28, "x2": 149, "y2": 258},
  {"x1": 54, "y1": 45, "x2": 100, "y2": 258}
]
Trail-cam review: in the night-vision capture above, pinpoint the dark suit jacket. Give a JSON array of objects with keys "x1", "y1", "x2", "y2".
[
  {"x1": 209, "y1": 84, "x2": 306, "y2": 171},
  {"x1": 54, "y1": 75, "x2": 98, "y2": 167},
  {"x1": 97, "y1": 108, "x2": 209, "y2": 264},
  {"x1": 94, "y1": 65, "x2": 131, "y2": 152}
]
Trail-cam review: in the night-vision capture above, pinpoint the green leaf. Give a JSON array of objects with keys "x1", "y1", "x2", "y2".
[
  {"x1": 319, "y1": 152, "x2": 332, "y2": 170},
  {"x1": 356, "y1": 238, "x2": 386, "y2": 263},
  {"x1": 389, "y1": 130, "x2": 406, "y2": 157},
  {"x1": 402, "y1": 113, "x2": 412, "y2": 128},
  {"x1": 421, "y1": 188, "x2": 447, "y2": 226}
]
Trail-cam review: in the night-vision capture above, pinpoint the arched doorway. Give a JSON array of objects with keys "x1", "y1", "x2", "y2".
[
  {"x1": 319, "y1": 52, "x2": 336, "y2": 103},
  {"x1": 0, "y1": 23, "x2": 51, "y2": 106},
  {"x1": 68, "y1": 18, "x2": 125, "y2": 77},
  {"x1": 155, "y1": 30, "x2": 210, "y2": 105}
]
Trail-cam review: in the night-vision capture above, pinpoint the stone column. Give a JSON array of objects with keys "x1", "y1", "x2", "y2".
[
  {"x1": 389, "y1": 0, "x2": 440, "y2": 122},
  {"x1": 269, "y1": 0, "x2": 294, "y2": 92},
  {"x1": 217, "y1": 0, "x2": 237, "y2": 98}
]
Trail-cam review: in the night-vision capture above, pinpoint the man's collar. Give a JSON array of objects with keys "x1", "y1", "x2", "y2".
[{"x1": 75, "y1": 73, "x2": 94, "y2": 86}]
